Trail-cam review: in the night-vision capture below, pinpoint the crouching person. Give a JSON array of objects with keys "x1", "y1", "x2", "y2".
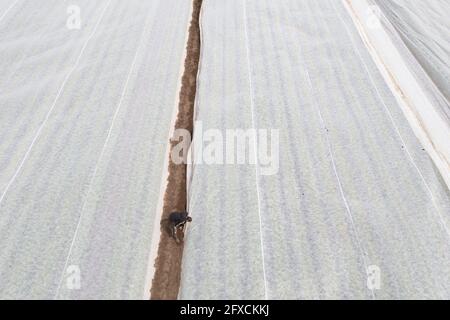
[{"x1": 168, "y1": 211, "x2": 192, "y2": 244}]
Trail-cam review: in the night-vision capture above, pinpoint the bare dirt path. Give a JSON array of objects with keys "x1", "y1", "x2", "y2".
[{"x1": 149, "y1": 0, "x2": 202, "y2": 300}]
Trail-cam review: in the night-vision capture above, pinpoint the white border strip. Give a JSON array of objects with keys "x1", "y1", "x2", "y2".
[
  {"x1": 185, "y1": 0, "x2": 204, "y2": 219},
  {"x1": 142, "y1": 0, "x2": 195, "y2": 300},
  {"x1": 177, "y1": 0, "x2": 204, "y2": 300},
  {"x1": 343, "y1": 0, "x2": 450, "y2": 190}
]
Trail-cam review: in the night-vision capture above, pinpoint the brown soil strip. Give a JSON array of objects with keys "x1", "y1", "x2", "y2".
[{"x1": 149, "y1": 0, "x2": 202, "y2": 300}]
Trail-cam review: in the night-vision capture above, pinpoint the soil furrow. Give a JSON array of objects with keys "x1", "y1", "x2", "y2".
[{"x1": 149, "y1": 0, "x2": 202, "y2": 300}]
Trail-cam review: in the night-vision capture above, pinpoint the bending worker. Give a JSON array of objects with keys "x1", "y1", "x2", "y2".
[{"x1": 168, "y1": 211, "x2": 192, "y2": 243}]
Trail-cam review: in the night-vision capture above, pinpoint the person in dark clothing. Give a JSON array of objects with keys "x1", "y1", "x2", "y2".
[{"x1": 168, "y1": 211, "x2": 192, "y2": 243}]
